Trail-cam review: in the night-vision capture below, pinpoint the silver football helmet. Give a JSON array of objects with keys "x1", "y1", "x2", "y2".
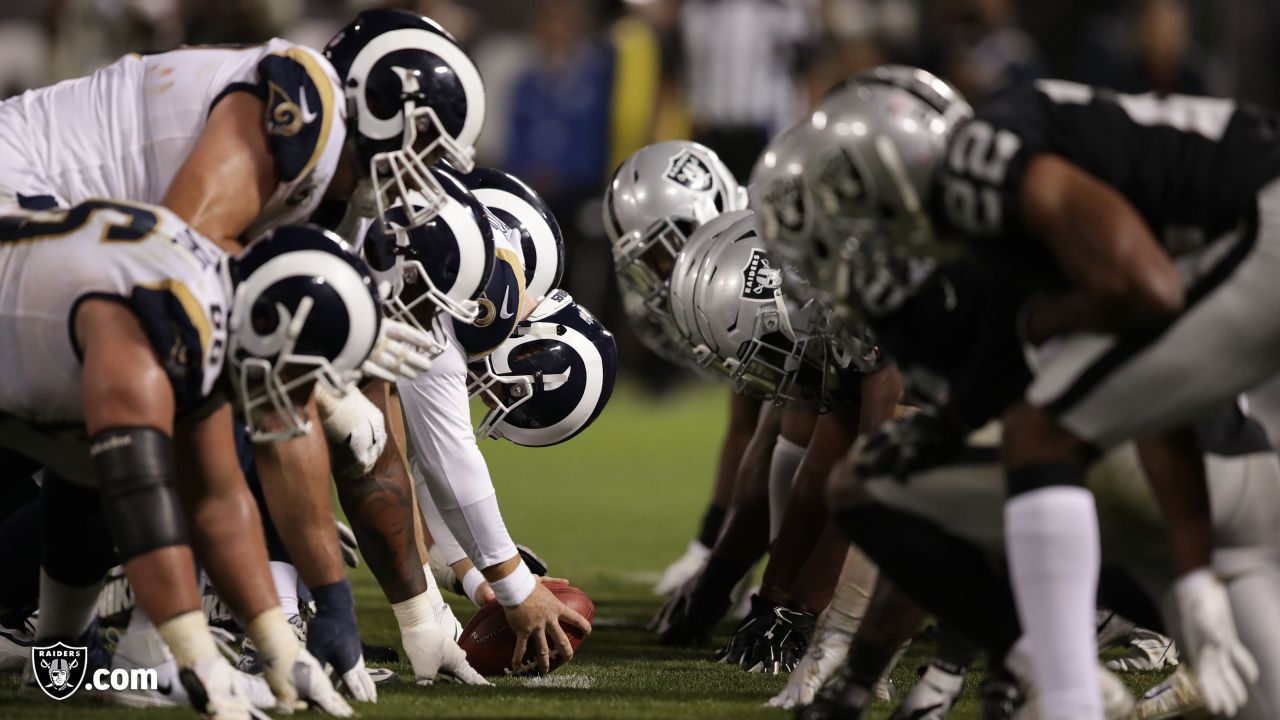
[
  {"x1": 672, "y1": 211, "x2": 834, "y2": 405},
  {"x1": 604, "y1": 141, "x2": 747, "y2": 362},
  {"x1": 668, "y1": 209, "x2": 753, "y2": 365},
  {"x1": 792, "y1": 65, "x2": 971, "y2": 317}
]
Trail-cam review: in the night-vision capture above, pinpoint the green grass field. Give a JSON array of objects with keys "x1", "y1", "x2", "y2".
[{"x1": 0, "y1": 381, "x2": 1168, "y2": 719}]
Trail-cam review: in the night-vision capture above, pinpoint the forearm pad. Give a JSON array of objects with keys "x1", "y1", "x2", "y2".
[{"x1": 89, "y1": 427, "x2": 188, "y2": 561}]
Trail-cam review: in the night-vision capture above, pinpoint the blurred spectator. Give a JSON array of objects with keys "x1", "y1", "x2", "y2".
[
  {"x1": 928, "y1": 0, "x2": 1043, "y2": 102},
  {"x1": 678, "y1": 0, "x2": 814, "y2": 182},
  {"x1": 1120, "y1": 0, "x2": 1205, "y2": 94},
  {"x1": 807, "y1": 0, "x2": 920, "y2": 99},
  {"x1": 505, "y1": 0, "x2": 614, "y2": 317}
]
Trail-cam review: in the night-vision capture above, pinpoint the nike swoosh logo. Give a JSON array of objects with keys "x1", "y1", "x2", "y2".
[
  {"x1": 299, "y1": 86, "x2": 318, "y2": 124},
  {"x1": 498, "y1": 287, "x2": 515, "y2": 320}
]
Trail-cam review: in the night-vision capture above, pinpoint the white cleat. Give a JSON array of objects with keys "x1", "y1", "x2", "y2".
[
  {"x1": 1007, "y1": 644, "x2": 1134, "y2": 720},
  {"x1": 1104, "y1": 627, "x2": 1178, "y2": 672},
  {"x1": 767, "y1": 613, "x2": 852, "y2": 709},
  {"x1": 1131, "y1": 665, "x2": 1210, "y2": 720},
  {"x1": 889, "y1": 662, "x2": 964, "y2": 720},
  {"x1": 653, "y1": 541, "x2": 710, "y2": 596},
  {"x1": 0, "y1": 613, "x2": 35, "y2": 673}
]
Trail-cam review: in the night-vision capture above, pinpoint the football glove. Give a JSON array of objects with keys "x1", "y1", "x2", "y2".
[
  {"x1": 1174, "y1": 569, "x2": 1258, "y2": 717},
  {"x1": 718, "y1": 595, "x2": 815, "y2": 674},
  {"x1": 852, "y1": 406, "x2": 968, "y2": 481}
]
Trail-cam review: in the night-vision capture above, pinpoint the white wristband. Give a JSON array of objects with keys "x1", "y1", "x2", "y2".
[
  {"x1": 489, "y1": 561, "x2": 536, "y2": 607},
  {"x1": 461, "y1": 567, "x2": 487, "y2": 606}
]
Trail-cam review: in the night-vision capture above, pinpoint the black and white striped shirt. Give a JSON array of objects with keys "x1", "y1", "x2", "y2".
[{"x1": 680, "y1": 0, "x2": 812, "y2": 131}]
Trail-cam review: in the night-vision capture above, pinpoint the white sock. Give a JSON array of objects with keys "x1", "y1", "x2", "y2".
[
  {"x1": 269, "y1": 561, "x2": 300, "y2": 618},
  {"x1": 116, "y1": 607, "x2": 172, "y2": 667},
  {"x1": 37, "y1": 570, "x2": 102, "y2": 640},
  {"x1": 1005, "y1": 485, "x2": 1102, "y2": 720},
  {"x1": 768, "y1": 436, "x2": 806, "y2": 542}
]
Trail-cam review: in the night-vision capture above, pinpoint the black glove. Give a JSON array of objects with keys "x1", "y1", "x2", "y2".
[
  {"x1": 307, "y1": 580, "x2": 363, "y2": 676},
  {"x1": 650, "y1": 555, "x2": 746, "y2": 647},
  {"x1": 719, "y1": 595, "x2": 815, "y2": 674},
  {"x1": 852, "y1": 406, "x2": 968, "y2": 481}
]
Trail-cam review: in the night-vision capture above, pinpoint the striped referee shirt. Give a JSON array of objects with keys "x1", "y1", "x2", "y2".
[{"x1": 680, "y1": 0, "x2": 812, "y2": 132}]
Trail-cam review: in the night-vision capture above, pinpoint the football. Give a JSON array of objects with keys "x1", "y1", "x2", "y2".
[{"x1": 457, "y1": 581, "x2": 595, "y2": 676}]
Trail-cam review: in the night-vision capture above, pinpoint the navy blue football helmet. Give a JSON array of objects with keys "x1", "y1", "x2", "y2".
[
  {"x1": 451, "y1": 232, "x2": 523, "y2": 359},
  {"x1": 453, "y1": 167, "x2": 564, "y2": 301},
  {"x1": 468, "y1": 290, "x2": 617, "y2": 447},
  {"x1": 225, "y1": 225, "x2": 382, "y2": 441},
  {"x1": 324, "y1": 9, "x2": 486, "y2": 229},
  {"x1": 361, "y1": 168, "x2": 495, "y2": 344}
]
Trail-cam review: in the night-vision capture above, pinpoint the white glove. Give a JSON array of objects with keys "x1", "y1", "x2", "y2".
[
  {"x1": 1174, "y1": 568, "x2": 1259, "y2": 717},
  {"x1": 334, "y1": 655, "x2": 378, "y2": 704},
  {"x1": 361, "y1": 319, "x2": 439, "y2": 383},
  {"x1": 292, "y1": 647, "x2": 356, "y2": 716},
  {"x1": 654, "y1": 541, "x2": 710, "y2": 596},
  {"x1": 767, "y1": 612, "x2": 852, "y2": 708},
  {"x1": 401, "y1": 620, "x2": 491, "y2": 686},
  {"x1": 188, "y1": 654, "x2": 271, "y2": 720},
  {"x1": 315, "y1": 383, "x2": 387, "y2": 477}
]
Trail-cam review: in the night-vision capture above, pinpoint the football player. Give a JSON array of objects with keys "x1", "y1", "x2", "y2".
[
  {"x1": 0, "y1": 202, "x2": 371, "y2": 717},
  {"x1": 357, "y1": 168, "x2": 613, "y2": 676},
  {"x1": 765, "y1": 66, "x2": 1280, "y2": 718},
  {"x1": 604, "y1": 142, "x2": 762, "y2": 598},
  {"x1": 0, "y1": 8, "x2": 483, "y2": 693}
]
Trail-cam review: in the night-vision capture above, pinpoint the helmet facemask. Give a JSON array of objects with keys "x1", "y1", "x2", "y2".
[
  {"x1": 231, "y1": 294, "x2": 359, "y2": 443},
  {"x1": 368, "y1": 69, "x2": 476, "y2": 231},
  {"x1": 467, "y1": 323, "x2": 572, "y2": 440}
]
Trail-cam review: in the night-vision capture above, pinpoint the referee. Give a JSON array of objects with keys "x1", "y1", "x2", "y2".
[{"x1": 679, "y1": 0, "x2": 814, "y2": 181}]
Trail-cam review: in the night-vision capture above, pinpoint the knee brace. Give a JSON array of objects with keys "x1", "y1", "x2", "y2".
[{"x1": 89, "y1": 427, "x2": 188, "y2": 561}]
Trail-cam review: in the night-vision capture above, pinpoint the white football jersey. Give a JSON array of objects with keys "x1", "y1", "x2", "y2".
[
  {"x1": 0, "y1": 200, "x2": 229, "y2": 423},
  {"x1": 0, "y1": 39, "x2": 345, "y2": 241}
]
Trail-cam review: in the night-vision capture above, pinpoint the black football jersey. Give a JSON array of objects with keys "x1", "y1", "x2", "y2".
[
  {"x1": 939, "y1": 79, "x2": 1280, "y2": 258},
  {"x1": 870, "y1": 258, "x2": 1032, "y2": 429}
]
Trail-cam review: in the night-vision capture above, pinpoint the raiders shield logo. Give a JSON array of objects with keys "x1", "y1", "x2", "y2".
[
  {"x1": 816, "y1": 148, "x2": 869, "y2": 214},
  {"x1": 32, "y1": 642, "x2": 87, "y2": 700},
  {"x1": 761, "y1": 178, "x2": 807, "y2": 238},
  {"x1": 741, "y1": 247, "x2": 780, "y2": 301},
  {"x1": 664, "y1": 149, "x2": 714, "y2": 192}
]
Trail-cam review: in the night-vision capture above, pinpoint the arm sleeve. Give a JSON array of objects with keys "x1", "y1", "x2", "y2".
[{"x1": 397, "y1": 336, "x2": 519, "y2": 570}]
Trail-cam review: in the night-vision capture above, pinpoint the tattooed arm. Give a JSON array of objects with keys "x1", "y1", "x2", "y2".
[{"x1": 333, "y1": 380, "x2": 428, "y2": 603}]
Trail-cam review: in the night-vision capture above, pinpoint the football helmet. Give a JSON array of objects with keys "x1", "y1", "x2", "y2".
[
  {"x1": 360, "y1": 168, "x2": 495, "y2": 336},
  {"x1": 672, "y1": 212, "x2": 834, "y2": 405},
  {"x1": 455, "y1": 167, "x2": 564, "y2": 302},
  {"x1": 325, "y1": 9, "x2": 486, "y2": 229},
  {"x1": 668, "y1": 209, "x2": 753, "y2": 364},
  {"x1": 605, "y1": 141, "x2": 747, "y2": 361},
  {"x1": 225, "y1": 225, "x2": 382, "y2": 442},
  {"x1": 802, "y1": 65, "x2": 972, "y2": 315},
  {"x1": 468, "y1": 290, "x2": 617, "y2": 447}
]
